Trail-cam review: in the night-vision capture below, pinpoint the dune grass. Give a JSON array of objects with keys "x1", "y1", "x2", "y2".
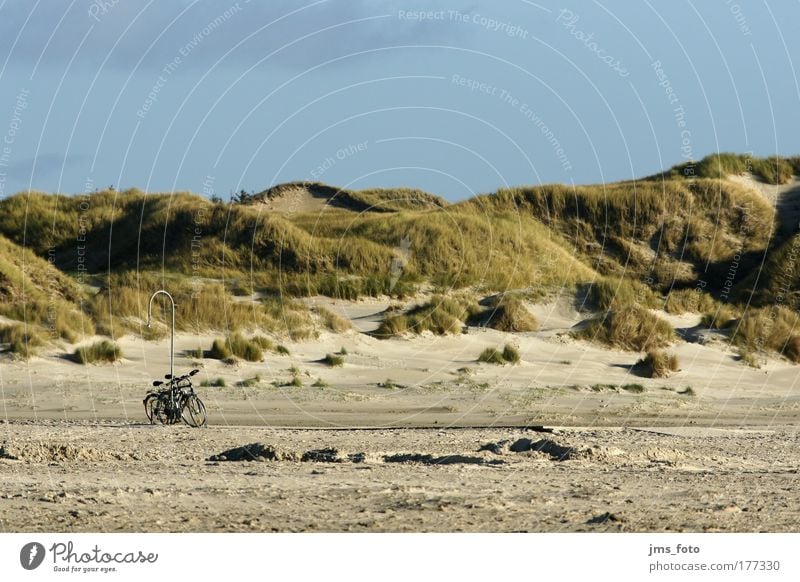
[
  {"x1": 636, "y1": 351, "x2": 679, "y2": 378},
  {"x1": 700, "y1": 305, "x2": 739, "y2": 330},
  {"x1": 314, "y1": 306, "x2": 352, "y2": 333},
  {"x1": 656, "y1": 153, "x2": 797, "y2": 185},
  {"x1": 729, "y1": 306, "x2": 800, "y2": 362},
  {"x1": 0, "y1": 324, "x2": 44, "y2": 359},
  {"x1": 322, "y1": 353, "x2": 345, "y2": 367},
  {"x1": 376, "y1": 295, "x2": 479, "y2": 337},
  {"x1": 201, "y1": 378, "x2": 227, "y2": 387},
  {"x1": 480, "y1": 295, "x2": 539, "y2": 332},
  {"x1": 0, "y1": 234, "x2": 94, "y2": 342},
  {"x1": 478, "y1": 348, "x2": 506, "y2": 365},
  {"x1": 208, "y1": 333, "x2": 274, "y2": 362},
  {"x1": 586, "y1": 277, "x2": 657, "y2": 311},
  {"x1": 0, "y1": 158, "x2": 796, "y2": 355},
  {"x1": 73, "y1": 340, "x2": 122, "y2": 364},
  {"x1": 478, "y1": 344, "x2": 520, "y2": 365},
  {"x1": 663, "y1": 288, "x2": 718, "y2": 314},
  {"x1": 736, "y1": 232, "x2": 800, "y2": 310},
  {"x1": 738, "y1": 349, "x2": 761, "y2": 369},
  {"x1": 576, "y1": 305, "x2": 675, "y2": 352}
]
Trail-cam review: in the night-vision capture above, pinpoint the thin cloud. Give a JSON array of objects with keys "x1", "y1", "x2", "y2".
[{"x1": 0, "y1": 0, "x2": 470, "y2": 73}]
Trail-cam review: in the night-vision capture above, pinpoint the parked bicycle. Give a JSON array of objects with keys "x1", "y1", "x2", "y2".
[{"x1": 143, "y1": 368, "x2": 207, "y2": 427}]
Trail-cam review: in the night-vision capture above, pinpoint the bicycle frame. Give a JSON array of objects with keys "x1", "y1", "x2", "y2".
[{"x1": 144, "y1": 368, "x2": 206, "y2": 427}]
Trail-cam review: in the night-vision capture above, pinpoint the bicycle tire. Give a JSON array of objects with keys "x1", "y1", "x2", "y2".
[
  {"x1": 181, "y1": 394, "x2": 207, "y2": 427},
  {"x1": 143, "y1": 394, "x2": 160, "y2": 424},
  {"x1": 153, "y1": 393, "x2": 173, "y2": 425}
]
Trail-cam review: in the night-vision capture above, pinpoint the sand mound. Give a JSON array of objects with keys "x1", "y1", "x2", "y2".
[
  {"x1": 580, "y1": 445, "x2": 628, "y2": 462},
  {"x1": 480, "y1": 438, "x2": 575, "y2": 460},
  {"x1": 0, "y1": 442, "x2": 139, "y2": 463},
  {"x1": 479, "y1": 438, "x2": 631, "y2": 464},
  {"x1": 209, "y1": 443, "x2": 299, "y2": 462},
  {"x1": 641, "y1": 447, "x2": 687, "y2": 464},
  {"x1": 256, "y1": 182, "x2": 340, "y2": 213}
]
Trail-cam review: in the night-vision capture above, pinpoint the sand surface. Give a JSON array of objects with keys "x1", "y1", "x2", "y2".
[
  {"x1": 1, "y1": 421, "x2": 798, "y2": 532},
  {"x1": 3, "y1": 294, "x2": 800, "y2": 532},
  {"x1": 3, "y1": 296, "x2": 799, "y2": 428}
]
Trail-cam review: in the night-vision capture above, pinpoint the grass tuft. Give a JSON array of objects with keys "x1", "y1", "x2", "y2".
[
  {"x1": 0, "y1": 324, "x2": 43, "y2": 359},
  {"x1": 481, "y1": 295, "x2": 539, "y2": 332},
  {"x1": 478, "y1": 344, "x2": 520, "y2": 365},
  {"x1": 74, "y1": 340, "x2": 122, "y2": 364},
  {"x1": 636, "y1": 350, "x2": 679, "y2": 378},
  {"x1": 376, "y1": 295, "x2": 478, "y2": 337},
  {"x1": 314, "y1": 306, "x2": 352, "y2": 332},
  {"x1": 322, "y1": 353, "x2": 345, "y2": 367},
  {"x1": 201, "y1": 378, "x2": 227, "y2": 387},
  {"x1": 701, "y1": 305, "x2": 739, "y2": 330},
  {"x1": 576, "y1": 305, "x2": 675, "y2": 352},
  {"x1": 209, "y1": 333, "x2": 265, "y2": 362}
]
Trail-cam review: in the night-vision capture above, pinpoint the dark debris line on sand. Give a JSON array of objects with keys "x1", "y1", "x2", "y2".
[
  {"x1": 208, "y1": 443, "x2": 365, "y2": 463},
  {"x1": 206, "y1": 436, "x2": 581, "y2": 467}
]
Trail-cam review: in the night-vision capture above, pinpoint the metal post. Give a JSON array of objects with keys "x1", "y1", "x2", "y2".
[{"x1": 147, "y1": 290, "x2": 176, "y2": 379}]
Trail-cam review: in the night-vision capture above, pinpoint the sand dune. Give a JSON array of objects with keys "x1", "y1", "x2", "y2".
[{"x1": 2, "y1": 295, "x2": 798, "y2": 428}]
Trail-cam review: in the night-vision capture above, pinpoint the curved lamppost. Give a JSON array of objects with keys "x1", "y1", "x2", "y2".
[{"x1": 147, "y1": 290, "x2": 175, "y2": 379}]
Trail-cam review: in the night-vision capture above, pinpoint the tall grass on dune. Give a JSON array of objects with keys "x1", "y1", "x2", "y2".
[
  {"x1": 0, "y1": 234, "x2": 94, "y2": 342},
  {"x1": 700, "y1": 305, "x2": 739, "y2": 330},
  {"x1": 586, "y1": 277, "x2": 657, "y2": 311},
  {"x1": 729, "y1": 306, "x2": 800, "y2": 363},
  {"x1": 0, "y1": 324, "x2": 43, "y2": 359},
  {"x1": 575, "y1": 305, "x2": 675, "y2": 352},
  {"x1": 0, "y1": 161, "x2": 796, "y2": 348},
  {"x1": 654, "y1": 153, "x2": 798, "y2": 185},
  {"x1": 663, "y1": 288, "x2": 718, "y2": 314},
  {"x1": 478, "y1": 295, "x2": 539, "y2": 332},
  {"x1": 73, "y1": 340, "x2": 122, "y2": 364},
  {"x1": 314, "y1": 306, "x2": 352, "y2": 333},
  {"x1": 478, "y1": 343, "x2": 520, "y2": 365},
  {"x1": 87, "y1": 273, "x2": 317, "y2": 340},
  {"x1": 636, "y1": 350, "x2": 679, "y2": 378},
  {"x1": 376, "y1": 295, "x2": 480, "y2": 338},
  {"x1": 208, "y1": 333, "x2": 275, "y2": 362}
]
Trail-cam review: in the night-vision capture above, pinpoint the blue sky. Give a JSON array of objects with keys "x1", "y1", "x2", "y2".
[{"x1": 0, "y1": 0, "x2": 798, "y2": 200}]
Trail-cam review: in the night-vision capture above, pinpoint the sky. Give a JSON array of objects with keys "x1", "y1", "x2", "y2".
[{"x1": 0, "y1": 0, "x2": 798, "y2": 201}]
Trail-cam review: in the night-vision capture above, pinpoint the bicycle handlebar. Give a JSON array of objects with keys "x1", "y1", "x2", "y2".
[{"x1": 152, "y1": 369, "x2": 200, "y2": 389}]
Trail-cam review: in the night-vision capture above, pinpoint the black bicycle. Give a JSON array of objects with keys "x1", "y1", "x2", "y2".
[{"x1": 143, "y1": 369, "x2": 207, "y2": 427}]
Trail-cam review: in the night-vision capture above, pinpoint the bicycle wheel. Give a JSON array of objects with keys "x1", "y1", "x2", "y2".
[
  {"x1": 181, "y1": 394, "x2": 207, "y2": 427},
  {"x1": 152, "y1": 393, "x2": 171, "y2": 425},
  {"x1": 143, "y1": 394, "x2": 159, "y2": 424}
]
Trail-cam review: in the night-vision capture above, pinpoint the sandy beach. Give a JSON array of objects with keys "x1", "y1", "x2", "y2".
[
  {"x1": 2, "y1": 295, "x2": 799, "y2": 532},
  {"x1": 2, "y1": 422, "x2": 798, "y2": 532},
  {"x1": 2, "y1": 295, "x2": 799, "y2": 427}
]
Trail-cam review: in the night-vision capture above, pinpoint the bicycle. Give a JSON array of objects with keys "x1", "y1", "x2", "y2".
[{"x1": 143, "y1": 368, "x2": 208, "y2": 427}]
